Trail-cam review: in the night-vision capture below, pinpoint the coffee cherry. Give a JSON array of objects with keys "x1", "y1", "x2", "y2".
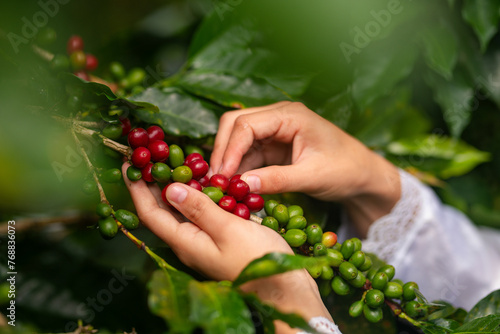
[
  {"x1": 110, "y1": 61, "x2": 126, "y2": 80},
  {"x1": 383, "y1": 282, "x2": 403, "y2": 299},
  {"x1": 202, "y1": 186, "x2": 224, "y2": 203},
  {"x1": 340, "y1": 239, "x2": 355, "y2": 260},
  {"x1": 168, "y1": 144, "x2": 185, "y2": 168},
  {"x1": 378, "y1": 265, "x2": 396, "y2": 281},
  {"x1": 285, "y1": 215, "x2": 307, "y2": 230},
  {"x1": 242, "y1": 194, "x2": 265, "y2": 212},
  {"x1": 363, "y1": 304, "x2": 383, "y2": 323},
  {"x1": 313, "y1": 243, "x2": 327, "y2": 257},
  {"x1": 120, "y1": 118, "x2": 131, "y2": 136},
  {"x1": 339, "y1": 261, "x2": 358, "y2": 280},
  {"x1": 322, "y1": 232, "x2": 338, "y2": 248},
  {"x1": 331, "y1": 276, "x2": 352, "y2": 296},
  {"x1": 264, "y1": 200, "x2": 279, "y2": 216},
  {"x1": 150, "y1": 163, "x2": 171, "y2": 183},
  {"x1": 326, "y1": 249, "x2": 344, "y2": 267},
  {"x1": 131, "y1": 147, "x2": 151, "y2": 168},
  {"x1": 50, "y1": 54, "x2": 70, "y2": 71},
  {"x1": 358, "y1": 255, "x2": 373, "y2": 271},
  {"x1": 403, "y1": 282, "x2": 419, "y2": 301},
  {"x1": 371, "y1": 272, "x2": 389, "y2": 290},
  {"x1": 184, "y1": 153, "x2": 203, "y2": 166},
  {"x1": 351, "y1": 237, "x2": 362, "y2": 252},
  {"x1": 366, "y1": 268, "x2": 378, "y2": 281},
  {"x1": 349, "y1": 300, "x2": 364, "y2": 318},
  {"x1": 198, "y1": 175, "x2": 210, "y2": 187},
  {"x1": 332, "y1": 242, "x2": 342, "y2": 252},
  {"x1": 85, "y1": 54, "x2": 98, "y2": 72},
  {"x1": 306, "y1": 263, "x2": 322, "y2": 278},
  {"x1": 128, "y1": 128, "x2": 149, "y2": 149},
  {"x1": 229, "y1": 174, "x2": 241, "y2": 182},
  {"x1": 219, "y1": 195, "x2": 237, "y2": 212},
  {"x1": 349, "y1": 251, "x2": 366, "y2": 269},
  {"x1": 404, "y1": 301, "x2": 426, "y2": 318},
  {"x1": 101, "y1": 168, "x2": 122, "y2": 183},
  {"x1": 366, "y1": 289, "x2": 385, "y2": 308},
  {"x1": 227, "y1": 179, "x2": 250, "y2": 201},
  {"x1": 148, "y1": 140, "x2": 169, "y2": 162},
  {"x1": 261, "y1": 216, "x2": 279, "y2": 231},
  {"x1": 271, "y1": 204, "x2": 289, "y2": 226},
  {"x1": 209, "y1": 174, "x2": 230, "y2": 193},
  {"x1": 70, "y1": 50, "x2": 86, "y2": 71},
  {"x1": 172, "y1": 166, "x2": 192, "y2": 183},
  {"x1": 103, "y1": 123, "x2": 123, "y2": 140},
  {"x1": 98, "y1": 216, "x2": 118, "y2": 239},
  {"x1": 67, "y1": 35, "x2": 84, "y2": 54},
  {"x1": 232, "y1": 203, "x2": 250, "y2": 220},
  {"x1": 187, "y1": 159, "x2": 209, "y2": 180},
  {"x1": 320, "y1": 265, "x2": 334, "y2": 280},
  {"x1": 127, "y1": 68, "x2": 146, "y2": 87},
  {"x1": 161, "y1": 183, "x2": 172, "y2": 205},
  {"x1": 74, "y1": 70, "x2": 90, "y2": 81},
  {"x1": 284, "y1": 229, "x2": 307, "y2": 247},
  {"x1": 184, "y1": 145, "x2": 204, "y2": 157},
  {"x1": 184, "y1": 180, "x2": 200, "y2": 191},
  {"x1": 127, "y1": 165, "x2": 142, "y2": 181},
  {"x1": 36, "y1": 27, "x2": 57, "y2": 46},
  {"x1": 306, "y1": 224, "x2": 323, "y2": 245},
  {"x1": 140, "y1": 163, "x2": 154, "y2": 183},
  {"x1": 349, "y1": 272, "x2": 367, "y2": 288},
  {"x1": 115, "y1": 209, "x2": 139, "y2": 230},
  {"x1": 96, "y1": 202, "x2": 112, "y2": 218},
  {"x1": 147, "y1": 125, "x2": 165, "y2": 141},
  {"x1": 82, "y1": 179, "x2": 97, "y2": 194},
  {"x1": 287, "y1": 205, "x2": 304, "y2": 218}
]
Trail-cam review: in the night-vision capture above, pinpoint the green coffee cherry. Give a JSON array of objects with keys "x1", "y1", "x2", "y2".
[
  {"x1": 264, "y1": 200, "x2": 279, "y2": 216},
  {"x1": 371, "y1": 272, "x2": 389, "y2": 290},
  {"x1": 319, "y1": 280, "x2": 332, "y2": 298},
  {"x1": 331, "y1": 276, "x2": 352, "y2": 296},
  {"x1": 320, "y1": 265, "x2": 334, "y2": 280},
  {"x1": 272, "y1": 204, "x2": 289, "y2": 226},
  {"x1": 285, "y1": 215, "x2": 307, "y2": 230},
  {"x1": 261, "y1": 216, "x2": 279, "y2": 232},
  {"x1": 378, "y1": 265, "x2": 396, "y2": 281},
  {"x1": 115, "y1": 209, "x2": 139, "y2": 230},
  {"x1": 168, "y1": 145, "x2": 185, "y2": 168},
  {"x1": 366, "y1": 268, "x2": 378, "y2": 281},
  {"x1": 283, "y1": 229, "x2": 307, "y2": 247},
  {"x1": 102, "y1": 123, "x2": 123, "y2": 139},
  {"x1": 340, "y1": 239, "x2": 354, "y2": 260},
  {"x1": 313, "y1": 243, "x2": 327, "y2": 257},
  {"x1": 110, "y1": 61, "x2": 126, "y2": 80},
  {"x1": 392, "y1": 279, "x2": 404, "y2": 286},
  {"x1": 363, "y1": 304, "x2": 383, "y2": 323},
  {"x1": 184, "y1": 145, "x2": 204, "y2": 157},
  {"x1": 349, "y1": 251, "x2": 366, "y2": 268},
  {"x1": 366, "y1": 289, "x2": 385, "y2": 308},
  {"x1": 306, "y1": 264, "x2": 322, "y2": 278},
  {"x1": 152, "y1": 162, "x2": 172, "y2": 183},
  {"x1": 50, "y1": 54, "x2": 69, "y2": 71},
  {"x1": 349, "y1": 272, "x2": 367, "y2": 288},
  {"x1": 96, "y1": 202, "x2": 112, "y2": 218},
  {"x1": 403, "y1": 282, "x2": 419, "y2": 301},
  {"x1": 127, "y1": 166, "x2": 142, "y2": 181},
  {"x1": 351, "y1": 237, "x2": 362, "y2": 252},
  {"x1": 287, "y1": 205, "x2": 303, "y2": 218},
  {"x1": 339, "y1": 261, "x2": 358, "y2": 280},
  {"x1": 126, "y1": 68, "x2": 146, "y2": 87},
  {"x1": 202, "y1": 187, "x2": 224, "y2": 204},
  {"x1": 305, "y1": 224, "x2": 323, "y2": 245},
  {"x1": 98, "y1": 216, "x2": 118, "y2": 239},
  {"x1": 101, "y1": 168, "x2": 122, "y2": 183},
  {"x1": 325, "y1": 249, "x2": 344, "y2": 267},
  {"x1": 332, "y1": 242, "x2": 342, "y2": 251},
  {"x1": 172, "y1": 166, "x2": 192, "y2": 183},
  {"x1": 349, "y1": 300, "x2": 364, "y2": 318},
  {"x1": 404, "y1": 301, "x2": 426, "y2": 318},
  {"x1": 358, "y1": 255, "x2": 373, "y2": 271},
  {"x1": 384, "y1": 282, "x2": 403, "y2": 299}
]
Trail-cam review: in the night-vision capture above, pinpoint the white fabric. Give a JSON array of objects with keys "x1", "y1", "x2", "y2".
[
  {"x1": 297, "y1": 316, "x2": 342, "y2": 334},
  {"x1": 338, "y1": 169, "x2": 500, "y2": 310}
]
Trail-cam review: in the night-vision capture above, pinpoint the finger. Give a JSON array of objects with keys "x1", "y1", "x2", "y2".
[
  {"x1": 210, "y1": 101, "x2": 292, "y2": 175},
  {"x1": 240, "y1": 164, "x2": 304, "y2": 194},
  {"x1": 148, "y1": 182, "x2": 185, "y2": 221},
  {"x1": 236, "y1": 142, "x2": 291, "y2": 174}
]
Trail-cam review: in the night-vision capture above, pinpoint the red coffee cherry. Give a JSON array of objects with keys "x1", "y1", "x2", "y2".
[
  {"x1": 187, "y1": 159, "x2": 209, "y2": 180},
  {"x1": 85, "y1": 53, "x2": 98, "y2": 72},
  {"x1": 73, "y1": 70, "x2": 90, "y2": 81},
  {"x1": 227, "y1": 179, "x2": 250, "y2": 201},
  {"x1": 161, "y1": 183, "x2": 172, "y2": 206},
  {"x1": 147, "y1": 125, "x2": 165, "y2": 141},
  {"x1": 186, "y1": 179, "x2": 202, "y2": 191},
  {"x1": 148, "y1": 140, "x2": 169, "y2": 162},
  {"x1": 219, "y1": 195, "x2": 237, "y2": 212},
  {"x1": 184, "y1": 153, "x2": 203, "y2": 166},
  {"x1": 198, "y1": 175, "x2": 210, "y2": 187},
  {"x1": 209, "y1": 174, "x2": 230, "y2": 193},
  {"x1": 141, "y1": 162, "x2": 154, "y2": 183},
  {"x1": 242, "y1": 193, "x2": 265, "y2": 212},
  {"x1": 232, "y1": 203, "x2": 250, "y2": 220},
  {"x1": 67, "y1": 35, "x2": 84, "y2": 54},
  {"x1": 131, "y1": 147, "x2": 151, "y2": 168},
  {"x1": 230, "y1": 174, "x2": 241, "y2": 182},
  {"x1": 120, "y1": 118, "x2": 131, "y2": 136},
  {"x1": 128, "y1": 128, "x2": 149, "y2": 149}
]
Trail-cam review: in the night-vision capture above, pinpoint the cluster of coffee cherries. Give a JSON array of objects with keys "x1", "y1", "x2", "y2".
[
  {"x1": 50, "y1": 35, "x2": 98, "y2": 81},
  {"x1": 95, "y1": 202, "x2": 139, "y2": 239}
]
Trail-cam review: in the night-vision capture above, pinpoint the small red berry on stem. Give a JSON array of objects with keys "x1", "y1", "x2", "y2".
[
  {"x1": 209, "y1": 174, "x2": 230, "y2": 193},
  {"x1": 232, "y1": 203, "x2": 250, "y2": 220},
  {"x1": 230, "y1": 174, "x2": 241, "y2": 182},
  {"x1": 184, "y1": 153, "x2": 203, "y2": 166},
  {"x1": 161, "y1": 183, "x2": 172, "y2": 206},
  {"x1": 85, "y1": 53, "x2": 99, "y2": 72},
  {"x1": 128, "y1": 128, "x2": 149, "y2": 149},
  {"x1": 148, "y1": 140, "x2": 169, "y2": 162},
  {"x1": 141, "y1": 162, "x2": 154, "y2": 183},
  {"x1": 219, "y1": 195, "x2": 237, "y2": 212},
  {"x1": 186, "y1": 179, "x2": 202, "y2": 191},
  {"x1": 188, "y1": 160, "x2": 209, "y2": 180},
  {"x1": 198, "y1": 175, "x2": 210, "y2": 187},
  {"x1": 120, "y1": 118, "x2": 131, "y2": 136},
  {"x1": 147, "y1": 125, "x2": 165, "y2": 141},
  {"x1": 242, "y1": 193, "x2": 265, "y2": 212},
  {"x1": 131, "y1": 147, "x2": 151, "y2": 168},
  {"x1": 227, "y1": 179, "x2": 250, "y2": 201},
  {"x1": 67, "y1": 35, "x2": 84, "y2": 54}
]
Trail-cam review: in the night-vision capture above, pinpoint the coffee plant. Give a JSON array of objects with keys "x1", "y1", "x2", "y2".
[{"x1": 1, "y1": 0, "x2": 500, "y2": 333}]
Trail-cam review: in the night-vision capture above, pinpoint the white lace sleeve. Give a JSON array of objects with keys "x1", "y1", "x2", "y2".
[
  {"x1": 297, "y1": 316, "x2": 342, "y2": 334},
  {"x1": 337, "y1": 169, "x2": 500, "y2": 310}
]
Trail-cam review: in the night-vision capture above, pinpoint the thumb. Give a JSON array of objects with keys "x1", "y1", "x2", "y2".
[{"x1": 241, "y1": 165, "x2": 303, "y2": 194}]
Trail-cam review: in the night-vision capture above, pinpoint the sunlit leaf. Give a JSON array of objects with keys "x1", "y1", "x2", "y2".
[
  {"x1": 420, "y1": 21, "x2": 458, "y2": 79},
  {"x1": 465, "y1": 289, "x2": 500, "y2": 323},
  {"x1": 462, "y1": 0, "x2": 500, "y2": 52}
]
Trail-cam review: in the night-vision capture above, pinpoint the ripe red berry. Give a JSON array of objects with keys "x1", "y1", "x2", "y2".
[
  {"x1": 85, "y1": 53, "x2": 99, "y2": 72},
  {"x1": 128, "y1": 128, "x2": 149, "y2": 149},
  {"x1": 148, "y1": 140, "x2": 169, "y2": 162},
  {"x1": 147, "y1": 125, "x2": 165, "y2": 141},
  {"x1": 161, "y1": 183, "x2": 172, "y2": 206},
  {"x1": 198, "y1": 175, "x2": 210, "y2": 187},
  {"x1": 186, "y1": 179, "x2": 202, "y2": 191},
  {"x1": 187, "y1": 159, "x2": 209, "y2": 180},
  {"x1": 131, "y1": 147, "x2": 151, "y2": 168},
  {"x1": 141, "y1": 162, "x2": 154, "y2": 183},
  {"x1": 67, "y1": 35, "x2": 84, "y2": 54},
  {"x1": 120, "y1": 118, "x2": 131, "y2": 136},
  {"x1": 184, "y1": 153, "x2": 203, "y2": 166},
  {"x1": 227, "y1": 179, "x2": 250, "y2": 201},
  {"x1": 232, "y1": 203, "x2": 250, "y2": 220},
  {"x1": 74, "y1": 70, "x2": 90, "y2": 81},
  {"x1": 219, "y1": 195, "x2": 237, "y2": 212},
  {"x1": 230, "y1": 174, "x2": 241, "y2": 182},
  {"x1": 242, "y1": 193, "x2": 265, "y2": 212},
  {"x1": 209, "y1": 174, "x2": 230, "y2": 193}
]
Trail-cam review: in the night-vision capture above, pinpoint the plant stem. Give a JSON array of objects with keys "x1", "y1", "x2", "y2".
[
  {"x1": 73, "y1": 124, "x2": 131, "y2": 157},
  {"x1": 398, "y1": 312, "x2": 423, "y2": 327},
  {"x1": 250, "y1": 214, "x2": 262, "y2": 224}
]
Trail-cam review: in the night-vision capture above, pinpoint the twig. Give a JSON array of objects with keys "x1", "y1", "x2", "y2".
[
  {"x1": 32, "y1": 44, "x2": 54, "y2": 62},
  {"x1": 250, "y1": 214, "x2": 262, "y2": 224},
  {"x1": 73, "y1": 124, "x2": 131, "y2": 157},
  {"x1": 0, "y1": 213, "x2": 92, "y2": 234}
]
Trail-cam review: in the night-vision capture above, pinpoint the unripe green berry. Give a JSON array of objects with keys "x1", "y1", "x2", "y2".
[
  {"x1": 348, "y1": 272, "x2": 367, "y2": 288},
  {"x1": 351, "y1": 237, "x2": 362, "y2": 252},
  {"x1": 127, "y1": 166, "x2": 142, "y2": 181},
  {"x1": 349, "y1": 300, "x2": 364, "y2": 318},
  {"x1": 283, "y1": 229, "x2": 307, "y2": 247},
  {"x1": 366, "y1": 268, "x2": 378, "y2": 281},
  {"x1": 320, "y1": 265, "x2": 334, "y2": 280},
  {"x1": 272, "y1": 204, "x2": 289, "y2": 226},
  {"x1": 98, "y1": 216, "x2": 118, "y2": 239},
  {"x1": 127, "y1": 68, "x2": 146, "y2": 87},
  {"x1": 152, "y1": 162, "x2": 172, "y2": 183},
  {"x1": 340, "y1": 239, "x2": 354, "y2": 260},
  {"x1": 184, "y1": 145, "x2": 204, "y2": 157},
  {"x1": 403, "y1": 282, "x2": 419, "y2": 301},
  {"x1": 264, "y1": 200, "x2": 279, "y2": 216},
  {"x1": 305, "y1": 224, "x2": 323, "y2": 245},
  {"x1": 287, "y1": 205, "x2": 303, "y2": 218},
  {"x1": 102, "y1": 123, "x2": 123, "y2": 139},
  {"x1": 378, "y1": 265, "x2": 396, "y2": 281},
  {"x1": 319, "y1": 280, "x2": 332, "y2": 298},
  {"x1": 285, "y1": 215, "x2": 307, "y2": 230},
  {"x1": 115, "y1": 209, "x2": 139, "y2": 230},
  {"x1": 339, "y1": 261, "x2": 358, "y2": 280},
  {"x1": 101, "y1": 168, "x2": 122, "y2": 183},
  {"x1": 366, "y1": 289, "x2": 385, "y2": 308},
  {"x1": 313, "y1": 243, "x2": 327, "y2": 257},
  {"x1": 404, "y1": 300, "x2": 426, "y2": 318},
  {"x1": 172, "y1": 166, "x2": 192, "y2": 183},
  {"x1": 261, "y1": 216, "x2": 279, "y2": 232},
  {"x1": 371, "y1": 272, "x2": 389, "y2": 290},
  {"x1": 50, "y1": 54, "x2": 69, "y2": 71},
  {"x1": 168, "y1": 145, "x2": 185, "y2": 168},
  {"x1": 358, "y1": 255, "x2": 373, "y2": 271},
  {"x1": 110, "y1": 61, "x2": 126, "y2": 80},
  {"x1": 349, "y1": 251, "x2": 366, "y2": 268},
  {"x1": 363, "y1": 304, "x2": 383, "y2": 323},
  {"x1": 332, "y1": 242, "x2": 342, "y2": 251},
  {"x1": 384, "y1": 282, "x2": 403, "y2": 299},
  {"x1": 202, "y1": 187, "x2": 224, "y2": 204},
  {"x1": 306, "y1": 263, "x2": 322, "y2": 278},
  {"x1": 331, "y1": 276, "x2": 352, "y2": 296},
  {"x1": 325, "y1": 249, "x2": 344, "y2": 267},
  {"x1": 96, "y1": 202, "x2": 112, "y2": 218}
]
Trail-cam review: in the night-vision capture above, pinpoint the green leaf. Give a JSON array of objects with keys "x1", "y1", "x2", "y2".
[
  {"x1": 233, "y1": 252, "x2": 328, "y2": 287},
  {"x1": 431, "y1": 318, "x2": 461, "y2": 330},
  {"x1": 420, "y1": 21, "x2": 458, "y2": 80},
  {"x1": 419, "y1": 322, "x2": 453, "y2": 334},
  {"x1": 462, "y1": 0, "x2": 500, "y2": 52},
  {"x1": 316, "y1": 89, "x2": 353, "y2": 130},
  {"x1": 452, "y1": 314, "x2": 500, "y2": 333},
  {"x1": 188, "y1": 281, "x2": 254, "y2": 334},
  {"x1": 178, "y1": 70, "x2": 291, "y2": 108},
  {"x1": 131, "y1": 87, "x2": 219, "y2": 138},
  {"x1": 147, "y1": 269, "x2": 195, "y2": 333},
  {"x1": 465, "y1": 289, "x2": 500, "y2": 323},
  {"x1": 386, "y1": 134, "x2": 490, "y2": 178}
]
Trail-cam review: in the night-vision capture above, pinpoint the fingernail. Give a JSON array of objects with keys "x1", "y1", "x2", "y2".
[
  {"x1": 207, "y1": 167, "x2": 214, "y2": 178},
  {"x1": 167, "y1": 184, "x2": 188, "y2": 204},
  {"x1": 242, "y1": 175, "x2": 261, "y2": 192}
]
